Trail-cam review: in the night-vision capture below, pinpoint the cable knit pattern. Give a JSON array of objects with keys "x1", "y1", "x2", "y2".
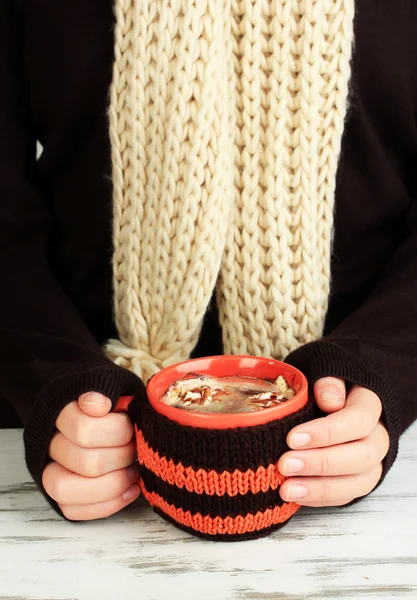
[{"x1": 106, "y1": 0, "x2": 355, "y2": 382}]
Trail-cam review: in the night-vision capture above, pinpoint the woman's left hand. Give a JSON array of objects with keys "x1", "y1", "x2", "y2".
[{"x1": 278, "y1": 378, "x2": 390, "y2": 506}]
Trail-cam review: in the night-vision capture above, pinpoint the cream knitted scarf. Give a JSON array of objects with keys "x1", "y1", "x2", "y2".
[{"x1": 105, "y1": 0, "x2": 355, "y2": 383}]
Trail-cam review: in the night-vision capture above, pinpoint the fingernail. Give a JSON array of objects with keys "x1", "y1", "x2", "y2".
[
  {"x1": 290, "y1": 433, "x2": 311, "y2": 448},
  {"x1": 283, "y1": 458, "x2": 304, "y2": 474},
  {"x1": 122, "y1": 484, "x2": 140, "y2": 502},
  {"x1": 320, "y1": 387, "x2": 343, "y2": 404},
  {"x1": 81, "y1": 392, "x2": 108, "y2": 406},
  {"x1": 287, "y1": 484, "x2": 308, "y2": 500},
  {"x1": 127, "y1": 464, "x2": 140, "y2": 481}
]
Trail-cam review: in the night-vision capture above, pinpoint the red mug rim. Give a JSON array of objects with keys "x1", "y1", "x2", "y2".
[{"x1": 146, "y1": 355, "x2": 308, "y2": 429}]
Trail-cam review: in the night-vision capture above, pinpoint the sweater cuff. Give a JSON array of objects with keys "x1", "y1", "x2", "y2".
[
  {"x1": 23, "y1": 362, "x2": 146, "y2": 517},
  {"x1": 284, "y1": 339, "x2": 402, "y2": 498}
]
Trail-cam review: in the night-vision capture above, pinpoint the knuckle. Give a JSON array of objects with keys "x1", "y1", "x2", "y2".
[
  {"x1": 319, "y1": 454, "x2": 333, "y2": 477},
  {"x1": 323, "y1": 420, "x2": 335, "y2": 446},
  {"x1": 41, "y1": 465, "x2": 52, "y2": 494},
  {"x1": 112, "y1": 470, "x2": 132, "y2": 497},
  {"x1": 360, "y1": 426, "x2": 389, "y2": 471},
  {"x1": 362, "y1": 443, "x2": 378, "y2": 471},
  {"x1": 55, "y1": 401, "x2": 75, "y2": 429},
  {"x1": 126, "y1": 440, "x2": 137, "y2": 462},
  {"x1": 94, "y1": 470, "x2": 121, "y2": 501},
  {"x1": 379, "y1": 424, "x2": 390, "y2": 456},
  {"x1": 363, "y1": 475, "x2": 378, "y2": 496},
  {"x1": 114, "y1": 475, "x2": 129, "y2": 497},
  {"x1": 43, "y1": 469, "x2": 65, "y2": 503},
  {"x1": 74, "y1": 417, "x2": 93, "y2": 447},
  {"x1": 48, "y1": 432, "x2": 61, "y2": 460},
  {"x1": 102, "y1": 507, "x2": 120, "y2": 519},
  {"x1": 59, "y1": 505, "x2": 75, "y2": 520},
  {"x1": 360, "y1": 466, "x2": 382, "y2": 498},
  {"x1": 358, "y1": 410, "x2": 375, "y2": 437},
  {"x1": 338, "y1": 498, "x2": 354, "y2": 507},
  {"x1": 320, "y1": 482, "x2": 333, "y2": 502},
  {"x1": 119, "y1": 415, "x2": 134, "y2": 444},
  {"x1": 77, "y1": 451, "x2": 102, "y2": 478},
  {"x1": 371, "y1": 464, "x2": 383, "y2": 488},
  {"x1": 52, "y1": 478, "x2": 66, "y2": 503}
]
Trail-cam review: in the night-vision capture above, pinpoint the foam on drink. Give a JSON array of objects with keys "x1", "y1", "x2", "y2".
[{"x1": 160, "y1": 372, "x2": 295, "y2": 413}]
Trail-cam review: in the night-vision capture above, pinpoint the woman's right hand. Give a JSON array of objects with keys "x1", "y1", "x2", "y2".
[{"x1": 42, "y1": 392, "x2": 140, "y2": 520}]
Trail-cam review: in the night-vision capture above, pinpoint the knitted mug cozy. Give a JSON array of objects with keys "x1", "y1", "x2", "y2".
[
  {"x1": 128, "y1": 396, "x2": 318, "y2": 541},
  {"x1": 117, "y1": 356, "x2": 319, "y2": 541}
]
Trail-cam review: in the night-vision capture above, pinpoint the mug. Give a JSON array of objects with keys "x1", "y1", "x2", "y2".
[{"x1": 115, "y1": 355, "x2": 317, "y2": 541}]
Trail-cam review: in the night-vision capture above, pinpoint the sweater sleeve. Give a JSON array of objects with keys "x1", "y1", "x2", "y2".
[
  {"x1": 285, "y1": 159, "x2": 417, "y2": 490},
  {"x1": 0, "y1": 1, "x2": 145, "y2": 502},
  {"x1": 285, "y1": 3, "x2": 417, "y2": 493},
  {"x1": 284, "y1": 220, "x2": 417, "y2": 487}
]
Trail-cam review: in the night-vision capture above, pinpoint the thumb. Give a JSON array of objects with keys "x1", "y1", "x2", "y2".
[
  {"x1": 78, "y1": 391, "x2": 112, "y2": 417},
  {"x1": 313, "y1": 377, "x2": 346, "y2": 413}
]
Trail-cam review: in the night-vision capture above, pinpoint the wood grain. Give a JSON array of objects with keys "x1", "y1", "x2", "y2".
[{"x1": 1, "y1": 425, "x2": 416, "y2": 600}]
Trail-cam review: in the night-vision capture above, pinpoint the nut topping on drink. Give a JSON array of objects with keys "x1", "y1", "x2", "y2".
[{"x1": 160, "y1": 372, "x2": 296, "y2": 413}]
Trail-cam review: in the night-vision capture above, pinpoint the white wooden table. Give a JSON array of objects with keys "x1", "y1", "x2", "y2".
[{"x1": 1, "y1": 426, "x2": 416, "y2": 600}]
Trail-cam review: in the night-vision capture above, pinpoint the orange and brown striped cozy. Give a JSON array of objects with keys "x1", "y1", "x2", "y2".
[{"x1": 128, "y1": 395, "x2": 319, "y2": 541}]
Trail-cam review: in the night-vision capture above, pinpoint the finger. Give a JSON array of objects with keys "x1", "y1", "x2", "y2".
[
  {"x1": 49, "y1": 432, "x2": 137, "y2": 477},
  {"x1": 59, "y1": 484, "x2": 140, "y2": 521},
  {"x1": 56, "y1": 401, "x2": 133, "y2": 448},
  {"x1": 298, "y1": 500, "x2": 354, "y2": 507},
  {"x1": 42, "y1": 461, "x2": 140, "y2": 505},
  {"x1": 288, "y1": 386, "x2": 383, "y2": 449},
  {"x1": 314, "y1": 377, "x2": 346, "y2": 413},
  {"x1": 279, "y1": 463, "x2": 383, "y2": 506},
  {"x1": 279, "y1": 422, "x2": 390, "y2": 477},
  {"x1": 78, "y1": 392, "x2": 112, "y2": 418}
]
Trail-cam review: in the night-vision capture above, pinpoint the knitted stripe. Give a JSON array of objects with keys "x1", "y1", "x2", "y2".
[
  {"x1": 140, "y1": 481, "x2": 299, "y2": 537},
  {"x1": 135, "y1": 428, "x2": 285, "y2": 496},
  {"x1": 130, "y1": 394, "x2": 318, "y2": 471},
  {"x1": 153, "y1": 507, "x2": 293, "y2": 542},
  {"x1": 140, "y1": 465, "x2": 286, "y2": 518},
  {"x1": 105, "y1": 0, "x2": 355, "y2": 382}
]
